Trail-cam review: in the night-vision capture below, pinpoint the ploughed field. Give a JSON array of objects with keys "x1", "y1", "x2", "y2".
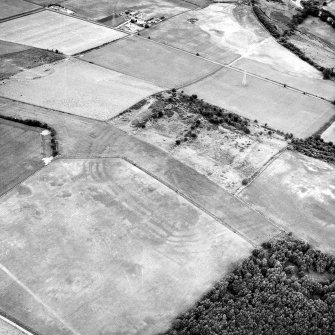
[
  {"x1": 0, "y1": 158, "x2": 252, "y2": 335},
  {"x1": 0, "y1": 10, "x2": 126, "y2": 55},
  {"x1": 0, "y1": 59, "x2": 163, "y2": 120}
]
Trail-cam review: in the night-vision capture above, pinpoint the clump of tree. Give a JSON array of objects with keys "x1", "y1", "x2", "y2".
[
  {"x1": 161, "y1": 237, "x2": 335, "y2": 335},
  {"x1": 0, "y1": 115, "x2": 59, "y2": 156},
  {"x1": 291, "y1": 135, "x2": 335, "y2": 163}
]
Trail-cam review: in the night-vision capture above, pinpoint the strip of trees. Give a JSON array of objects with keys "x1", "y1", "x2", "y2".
[
  {"x1": 0, "y1": 115, "x2": 58, "y2": 156},
  {"x1": 161, "y1": 237, "x2": 335, "y2": 335}
]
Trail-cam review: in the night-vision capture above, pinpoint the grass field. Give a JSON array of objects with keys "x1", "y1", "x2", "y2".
[
  {"x1": 81, "y1": 36, "x2": 222, "y2": 88},
  {"x1": 0, "y1": 119, "x2": 44, "y2": 197},
  {"x1": 183, "y1": 67, "x2": 335, "y2": 138},
  {"x1": 232, "y1": 58, "x2": 335, "y2": 101},
  {"x1": 0, "y1": 40, "x2": 64, "y2": 80},
  {"x1": 0, "y1": 10, "x2": 126, "y2": 55},
  {"x1": 240, "y1": 151, "x2": 335, "y2": 255},
  {"x1": 321, "y1": 122, "x2": 335, "y2": 143},
  {"x1": 0, "y1": 0, "x2": 40, "y2": 20},
  {"x1": 0, "y1": 59, "x2": 163, "y2": 120},
  {"x1": 62, "y1": 0, "x2": 197, "y2": 21},
  {"x1": 0, "y1": 158, "x2": 252, "y2": 335}
]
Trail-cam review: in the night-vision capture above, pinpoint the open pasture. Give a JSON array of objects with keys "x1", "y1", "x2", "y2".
[
  {"x1": 0, "y1": 0, "x2": 40, "y2": 20},
  {"x1": 141, "y1": 4, "x2": 268, "y2": 64},
  {"x1": 62, "y1": 0, "x2": 197, "y2": 21},
  {"x1": 183, "y1": 67, "x2": 335, "y2": 138},
  {"x1": 232, "y1": 57, "x2": 335, "y2": 101},
  {"x1": 0, "y1": 10, "x2": 126, "y2": 55},
  {"x1": 0, "y1": 158, "x2": 252, "y2": 335},
  {"x1": 0, "y1": 119, "x2": 44, "y2": 196},
  {"x1": 0, "y1": 40, "x2": 64, "y2": 80},
  {"x1": 240, "y1": 151, "x2": 335, "y2": 255},
  {"x1": 0, "y1": 59, "x2": 163, "y2": 120},
  {"x1": 81, "y1": 36, "x2": 222, "y2": 88},
  {"x1": 321, "y1": 122, "x2": 335, "y2": 143}
]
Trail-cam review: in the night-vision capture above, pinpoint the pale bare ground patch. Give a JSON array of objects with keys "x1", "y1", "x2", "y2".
[
  {"x1": 0, "y1": 10, "x2": 126, "y2": 55},
  {"x1": 183, "y1": 67, "x2": 335, "y2": 138},
  {"x1": 0, "y1": 158, "x2": 252, "y2": 335},
  {"x1": 80, "y1": 35, "x2": 222, "y2": 88},
  {"x1": 321, "y1": 122, "x2": 335, "y2": 143},
  {"x1": 239, "y1": 150, "x2": 335, "y2": 255},
  {"x1": 0, "y1": 59, "x2": 164, "y2": 120},
  {"x1": 111, "y1": 93, "x2": 287, "y2": 193},
  {"x1": 0, "y1": 0, "x2": 40, "y2": 20}
]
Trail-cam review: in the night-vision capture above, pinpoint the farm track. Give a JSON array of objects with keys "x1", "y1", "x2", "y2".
[{"x1": 0, "y1": 313, "x2": 39, "y2": 335}]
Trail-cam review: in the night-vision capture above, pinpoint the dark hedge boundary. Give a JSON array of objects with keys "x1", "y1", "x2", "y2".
[
  {"x1": 0, "y1": 115, "x2": 58, "y2": 156},
  {"x1": 161, "y1": 237, "x2": 335, "y2": 335},
  {"x1": 291, "y1": 135, "x2": 335, "y2": 164}
]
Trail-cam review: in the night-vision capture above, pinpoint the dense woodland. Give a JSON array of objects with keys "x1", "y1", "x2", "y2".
[
  {"x1": 0, "y1": 115, "x2": 58, "y2": 156},
  {"x1": 291, "y1": 135, "x2": 335, "y2": 164},
  {"x1": 161, "y1": 237, "x2": 335, "y2": 335}
]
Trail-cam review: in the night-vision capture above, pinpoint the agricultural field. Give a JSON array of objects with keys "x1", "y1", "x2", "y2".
[
  {"x1": 240, "y1": 150, "x2": 335, "y2": 255},
  {"x1": 0, "y1": 158, "x2": 252, "y2": 335},
  {"x1": 81, "y1": 36, "x2": 222, "y2": 88},
  {"x1": 141, "y1": 4, "x2": 267, "y2": 64},
  {"x1": 0, "y1": 59, "x2": 163, "y2": 120},
  {"x1": 0, "y1": 119, "x2": 44, "y2": 197},
  {"x1": 0, "y1": 319, "x2": 26, "y2": 335},
  {"x1": 183, "y1": 67, "x2": 335, "y2": 138},
  {"x1": 0, "y1": 0, "x2": 40, "y2": 20},
  {"x1": 61, "y1": 0, "x2": 198, "y2": 21},
  {"x1": 322, "y1": 121, "x2": 335, "y2": 143},
  {"x1": 0, "y1": 40, "x2": 64, "y2": 80},
  {"x1": 232, "y1": 57, "x2": 335, "y2": 101},
  {"x1": 0, "y1": 10, "x2": 126, "y2": 55},
  {"x1": 112, "y1": 91, "x2": 287, "y2": 193}
]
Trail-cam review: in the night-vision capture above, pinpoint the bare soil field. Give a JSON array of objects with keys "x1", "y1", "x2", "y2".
[
  {"x1": 112, "y1": 91, "x2": 287, "y2": 193},
  {"x1": 81, "y1": 36, "x2": 222, "y2": 88},
  {"x1": 0, "y1": 0, "x2": 40, "y2": 20},
  {"x1": 0, "y1": 10, "x2": 126, "y2": 55},
  {"x1": 0, "y1": 119, "x2": 44, "y2": 196},
  {"x1": 62, "y1": 0, "x2": 198, "y2": 21},
  {"x1": 0, "y1": 41, "x2": 64, "y2": 80},
  {"x1": 183, "y1": 67, "x2": 335, "y2": 138},
  {"x1": 233, "y1": 57, "x2": 335, "y2": 101},
  {"x1": 141, "y1": 4, "x2": 267, "y2": 64},
  {"x1": 0, "y1": 158, "x2": 252, "y2": 335},
  {"x1": 322, "y1": 122, "x2": 335, "y2": 143},
  {"x1": 240, "y1": 150, "x2": 335, "y2": 255},
  {"x1": 0, "y1": 59, "x2": 163, "y2": 120}
]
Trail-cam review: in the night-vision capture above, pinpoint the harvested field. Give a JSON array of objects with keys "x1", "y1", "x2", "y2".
[
  {"x1": 322, "y1": 122, "x2": 335, "y2": 143},
  {"x1": 0, "y1": 59, "x2": 163, "y2": 120},
  {"x1": 233, "y1": 58, "x2": 335, "y2": 101},
  {"x1": 0, "y1": 41, "x2": 64, "y2": 80},
  {"x1": 62, "y1": 0, "x2": 197, "y2": 21},
  {"x1": 81, "y1": 36, "x2": 222, "y2": 88},
  {"x1": 141, "y1": 4, "x2": 267, "y2": 64},
  {"x1": 112, "y1": 91, "x2": 287, "y2": 193},
  {"x1": 0, "y1": 119, "x2": 44, "y2": 196},
  {"x1": 240, "y1": 151, "x2": 335, "y2": 255},
  {"x1": 183, "y1": 67, "x2": 335, "y2": 138},
  {"x1": 0, "y1": 10, "x2": 126, "y2": 55},
  {"x1": 0, "y1": 0, "x2": 40, "y2": 20},
  {"x1": 0, "y1": 158, "x2": 252, "y2": 335}
]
